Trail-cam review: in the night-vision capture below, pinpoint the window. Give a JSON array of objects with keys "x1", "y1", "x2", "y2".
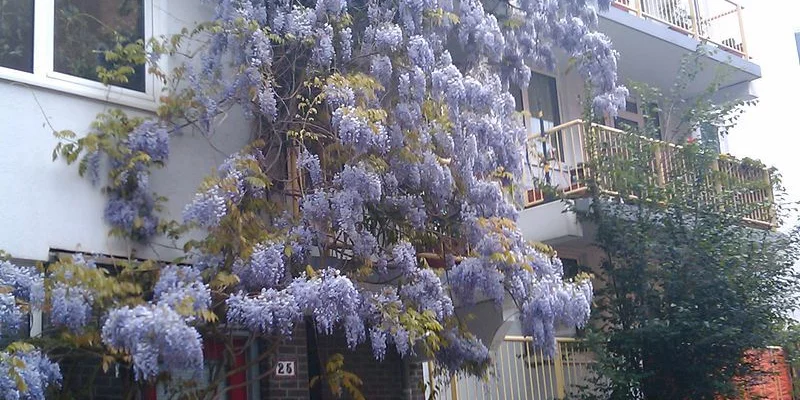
[
  {"x1": 613, "y1": 116, "x2": 640, "y2": 132},
  {"x1": 613, "y1": 99, "x2": 643, "y2": 131},
  {"x1": 518, "y1": 72, "x2": 564, "y2": 189},
  {"x1": 54, "y1": 0, "x2": 145, "y2": 92},
  {"x1": 527, "y1": 72, "x2": 563, "y2": 162},
  {"x1": 698, "y1": 122, "x2": 721, "y2": 153},
  {"x1": 624, "y1": 99, "x2": 639, "y2": 114},
  {"x1": 526, "y1": 72, "x2": 561, "y2": 136},
  {"x1": 0, "y1": 0, "x2": 154, "y2": 107},
  {"x1": 561, "y1": 258, "x2": 592, "y2": 280},
  {"x1": 152, "y1": 339, "x2": 256, "y2": 400},
  {"x1": 612, "y1": 99, "x2": 663, "y2": 140},
  {"x1": 0, "y1": 0, "x2": 34, "y2": 72}
]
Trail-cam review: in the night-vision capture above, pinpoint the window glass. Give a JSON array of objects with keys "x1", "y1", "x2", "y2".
[
  {"x1": 614, "y1": 116, "x2": 640, "y2": 132},
  {"x1": 527, "y1": 72, "x2": 561, "y2": 135},
  {"x1": 562, "y1": 258, "x2": 592, "y2": 280},
  {"x1": 0, "y1": 0, "x2": 34, "y2": 72},
  {"x1": 643, "y1": 102, "x2": 662, "y2": 140},
  {"x1": 512, "y1": 86, "x2": 524, "y2": 113},
  {"x1": 699, "y1": 122, "x2": 721, "y2": 153},
  {"x1": 625, "y1": 99, "x2": 639, "y2": 114},
  {"x1": 156, "y1": 366, "x2": 213, "y2": 399},
  {"x1": 527, "y1": 72, "x2": 562, "y2": 162},
  {"x1": 54, "y1": 0, "x2": 145, "y2": 92}
]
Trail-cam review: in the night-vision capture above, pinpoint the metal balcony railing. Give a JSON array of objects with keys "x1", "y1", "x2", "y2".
[
  {"x1": 434, "y1": 337, "x2": 594, "y2": 400},
  {"x1": 524, "y1": 120, "x2": 775, "y2": 228},
  {"x1": 612, "y1": 0, "x2": 749, "y2": 58}
]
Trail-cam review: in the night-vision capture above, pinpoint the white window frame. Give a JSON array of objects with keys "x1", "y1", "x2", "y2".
[{"x1": 0, "y1": 0, "x2": 163, "y2": 111}]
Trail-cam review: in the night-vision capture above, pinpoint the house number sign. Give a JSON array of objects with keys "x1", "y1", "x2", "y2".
[{"x1": 276, "y1": 361, "x2": 295, "y2": 377}]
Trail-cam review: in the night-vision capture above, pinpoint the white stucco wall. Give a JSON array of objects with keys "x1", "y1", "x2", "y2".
[{"x1": 0, "y1": 0, "x2": 252, "y2": 262}]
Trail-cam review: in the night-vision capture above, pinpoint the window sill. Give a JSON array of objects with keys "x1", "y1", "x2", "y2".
[{"x1": 0, "y1": 66, "x2": 159, "y2": 113}]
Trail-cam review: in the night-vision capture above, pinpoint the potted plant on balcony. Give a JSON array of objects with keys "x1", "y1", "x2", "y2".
[{"x1": 527, "y1": 178, "x2": 562, "y2": 207}]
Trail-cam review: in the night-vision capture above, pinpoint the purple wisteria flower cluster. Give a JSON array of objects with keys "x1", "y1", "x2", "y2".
[
  {"x1": 101, "y1": 304, "x2": 204, "y2": 380},
  {"x1": 183, "y1": 153, "x2": 265, "y2": 228},
  {"x1": 226, "y1": 268, "x2": 362, "y2": 337},
  {"x1": 153, "y1": 265, "x2": 212, "y2": 315},
  {"x1": 435, "y1": 328, "x2": 491, "y2": 372},
  {"x1": 0, "y1": 260, "x2": 44, "y2": 336},
  {"x1": 232, "y1": 241, "x2": 287, "y2": 291},
  {"x1": 0, "y1": 348, "x2": 62, "y2": 400},
  {"x1": 102, "y1": 120, "x2": 171, "y2": 241},
  {"x1": 0, "y1": 260, "x2": 60, "y2": 399},
  {"x1": 94, "y1": 263, "x2": 211, "y2": 379},
  {"x1": 49, "y1": 255, "x2": 98, "y2": 332}
]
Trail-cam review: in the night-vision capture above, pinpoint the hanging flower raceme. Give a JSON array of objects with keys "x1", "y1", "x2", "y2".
[
  {"x1": 0, "y1": 260, "x2": 44, "y2": 337},
  {"x1": 399, "y1": 268, "x2": 454, "y2": 320},
  {"x1": 448, "y1": 257, "x2": 505, "y2": 306},
  {"x1": 226, "y1": 268, "x2": 362, "y2": 338},
  {"x1": 232, "y1": 241, "x2": 287, "y2": 291},
  {"x1": 359, "y1": 287, "x2": 414, "y2": 360},
  {"x1": 0, "y1": 293, "x2": 22, "y2": 337},
  {"x1": 435, "y1": 328, "x2": 491, "y2": 372},
  {"x1": 183, "y1": 153, "x2": 267, "y2": 228},
  {"x1": 226, "y1": 288, "x2": 303, "y2": 336},
  {"x1": 153, "y1": 265, "x2": 212, "y2": 316},
  {"x1": 0, "y1": 262, "x2": 59, "y2": 400},
  {"x1": 0, "y1": 347, "x2": 62, "y2": 400},
  {"x1": 48, "y1": 255, "x2": 99, "y2": 333},
  {"x1": 101, "y1": 304, "x2": 204, "y2": 381},
  {"x1": 78, "y1": 116, "x2": 174, "y2": 242}
]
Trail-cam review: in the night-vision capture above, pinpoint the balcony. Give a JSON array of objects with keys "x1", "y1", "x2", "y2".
[
  {"x1": 430, "y1": 337, "x2": 593, "y2": 400},
  {"x1": 524, "y1": 120, "x2": 775, "y2": 229},
  {"x1": 596, "y1": 0, "x2": 760, "y2": 103},
  {"x1": 612, "y1": 0, "x2": 749, "y2": 58},
  {"x1": 430, "y1": 338, "x2": 792, "y2": 399}
]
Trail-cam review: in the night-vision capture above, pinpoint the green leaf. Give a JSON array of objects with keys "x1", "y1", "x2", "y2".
[
  {"x1": 54, "y1": 130, "x2": 77, "y2": 139},
  {"x1": 244, "y1": 176, "x2": 268, "y2": 189}
]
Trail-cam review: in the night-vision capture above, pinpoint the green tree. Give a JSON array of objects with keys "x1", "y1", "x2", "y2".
[{"x1": 574, "y1": 52, "x2": 800, "y2": 400}]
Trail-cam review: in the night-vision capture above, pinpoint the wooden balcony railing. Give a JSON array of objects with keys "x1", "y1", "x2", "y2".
[
  {"x1": 612, "y1": 0, "x2": 749, "y2": 58},
  {"x1": 524, "y1": 120, "x2": 775, "y2": 228}
]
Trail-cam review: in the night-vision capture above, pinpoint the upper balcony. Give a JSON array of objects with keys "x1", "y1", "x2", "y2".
[
  {"x1": 522, "y1": 120, "x2": 775, "y2": 230},
  {"x1": 613, "y1": 0, "x2": 749, "y2": 58},
  {"x1": 598, "y1": 0, "x2": 761, "y2": 101}
]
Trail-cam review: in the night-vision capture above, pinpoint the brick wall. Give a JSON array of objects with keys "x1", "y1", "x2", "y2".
[
  {"x1": 408, "y1": 362, "x2": 427, "y2": 399},
  {"x1": 313, "y1": 330, "x2": 426, "y2": 400},
  {"x1": 58, "y1": 355, "x2": 135, "y2": 399},
  {"x1": 261, "y1": 322, "x2": 311, "y2": 399},
  {"x1": 51, "y1": 320, "x2": 429, "y2": 400}
]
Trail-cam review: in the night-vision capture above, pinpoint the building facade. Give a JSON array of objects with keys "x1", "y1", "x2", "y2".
[{"x1": 0, "y1": 0, "x2": 769, "y2": 399}]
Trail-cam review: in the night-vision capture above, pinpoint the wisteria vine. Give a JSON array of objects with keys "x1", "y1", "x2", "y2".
[{"x1": 19, "y1": 0, "x2": 628, "y2": 396}]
